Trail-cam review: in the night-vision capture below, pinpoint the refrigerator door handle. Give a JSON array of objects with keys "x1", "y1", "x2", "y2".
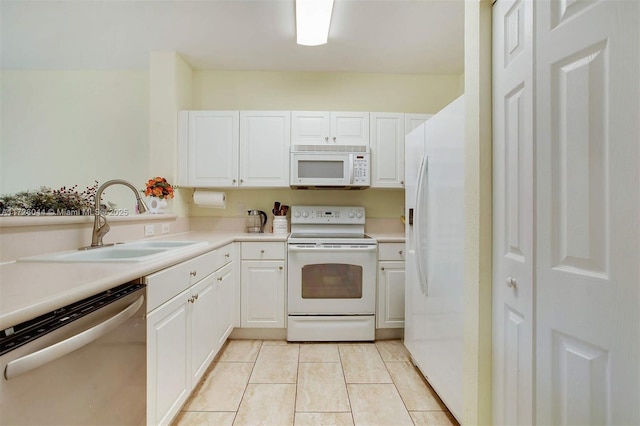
[{"x1": 414, "y1": 155, "x2": 428, "y2": 295}]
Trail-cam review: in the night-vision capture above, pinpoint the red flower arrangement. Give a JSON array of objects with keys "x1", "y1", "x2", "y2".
[{"x1": 145, "y1": 177, "x2": 174, "y2": 200}]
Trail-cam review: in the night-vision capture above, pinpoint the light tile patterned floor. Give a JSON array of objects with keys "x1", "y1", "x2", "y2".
[{"x1": 173, "y1": 339, "x2": 458, "y2": 426}]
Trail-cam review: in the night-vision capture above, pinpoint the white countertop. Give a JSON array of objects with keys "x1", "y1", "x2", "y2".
[{"x1": 0, "y1": 231, "x2": 288, "y2": 331}]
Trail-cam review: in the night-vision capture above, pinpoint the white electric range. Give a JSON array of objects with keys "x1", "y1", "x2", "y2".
[{"x1": 287, "y1": 205, "x2": 377, "y2": 341}]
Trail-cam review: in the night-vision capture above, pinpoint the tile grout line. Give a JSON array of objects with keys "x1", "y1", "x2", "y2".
[
  {"x1": 231, "y1": 339, "x2": 263, "y2": 425},
  {"x1": 336, "y1": 343, "x2": 357, "y2": 426},
  {"x1": 375, "y1": 342, "x2": 417, "y2": 426}
]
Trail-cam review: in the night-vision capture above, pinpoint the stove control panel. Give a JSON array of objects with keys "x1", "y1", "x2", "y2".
[{"x1": 291, "y1": 206, "x2": 365, "y2": 224}]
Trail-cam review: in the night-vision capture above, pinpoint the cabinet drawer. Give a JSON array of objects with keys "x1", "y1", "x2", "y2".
[
  {"x1": 217, "y1": 243, "x2": 235, "y2": 267},
  {"x1": 145, "y1": 249, "x2": 217, "y2": 312},
  {"x1": 187, "y1": 250, "x2": 218, "y2": 283},
  {"x1": 378, "y1": 243, "x2": 405, "y2": 261},
  {"x1": 241, "y1": 242, "x2": 285, "y2": 260}
]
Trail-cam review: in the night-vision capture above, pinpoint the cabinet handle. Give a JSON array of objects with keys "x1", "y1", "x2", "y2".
[
  {"x1": 190, "y1": 271, "x2": 197, "y2": 277},
  {"x1": 188, "y1": 296, "x2": 195, "y2": 303},
  {"x1": 240, "y1": 179, "x2": 244, "y2": 184},
  {"x1": 325, "y1": 136, "x2": 329, "y2": 142},
  {"x1": 506, "y1": 276, "x2": 517, "y2": 289},
  {"x1": 400, "y1": 180, "x2": 404, "y2": 185},
  {"x1": 225, "y1": 253, "x2": 230, "y2": 258},
  {"x1": 399, "y1": 250, "x2": 403, "y2": 255},
  {"x1": 233, "y1": 179, "x2": 237, "y2": 183},
  {"x1": 217, "y1": 276, "x2": 223, "y2": 281},
  {"x1": 380, "y1": 267, "x2": 385, "y2": 271},
  {"x1": 260, "y1": 249, "x2": 265, "y2": 254},
  {"x1": 332, "y1": 136, "x2": 337, "y2": 143},
  {"x1": 279, "y1": 266, "x2": 283, "y2": 270}
]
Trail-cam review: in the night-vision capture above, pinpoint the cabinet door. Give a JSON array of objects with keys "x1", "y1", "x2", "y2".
[
  {"x1": 370, "y1": 113, "x2": 405, "y2": 188},
  {"x1": 189, "y1": 272, "x2": 217, "y2": 386},
  {"x1": 241, "y1": 260, "x2": 285, "y2": 328},
  {"x1": 239, "y1": 111, "x2": 291, "y2": 187},
  {"x1": 215, "y1": 262, "x2": 235, "y2": 349},
  {"x1": 147, "y1": 290, "x2": 190, "y2": 426},
  {"x1": 291, "y1": 111, "x2": 331, "y2": 145},
  {"x1": 330, "y1": 111, "x2": 369, "y2": 145},
  {"x1": 187, "y1": 111, "x2": 239, "y2": 187},
  {"x1": 404, "y1": 113, "x2": 432, "y2": 135},
  {"x1": 377, "y1": 261, "x2": 405, "y2": 328}
]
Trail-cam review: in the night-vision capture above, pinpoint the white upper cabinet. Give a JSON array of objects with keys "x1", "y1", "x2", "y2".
[
  {"x1": 370, "y1": 113, "x2": 405, "y2": 188},
  {"x1": 404, "y1": 113, "x2": 432, "y2": 135},
  {"x1": 292, "y1": 111, "x2": 369, "y2": 146},
  {"x1": 178, "y1": 111, "x2": 239, "y2": 187},
  {"x1": 239, "y1": 111, "x2": 291, "y2": 187},
  {"x1": 178, "y1": 110, "x2": 290, "y2": 188}
]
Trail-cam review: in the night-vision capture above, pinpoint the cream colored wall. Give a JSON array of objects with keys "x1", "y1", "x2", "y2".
[
  {"x1": 0, "y1": 70, "x2": 149, "y2": 210},
  {"x1": 463, "y1": 0, "x2": 493, "y2": 424},
  {"x1": 193, "y1": 70, "x2": 462, "y2": 113},
  {"x1": 190, "y1": 188, "x2": 405, "y2": 221},
  {"x1": 148, "y1": 52, "x2": 193, "y2": 217}
]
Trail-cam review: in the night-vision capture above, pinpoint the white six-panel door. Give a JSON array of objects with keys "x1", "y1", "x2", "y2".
[
  {"x1": 535, "y1": 0, "x2": 639, "y2": 424},
  {"x1": 492, "y1": 0, "x2": 534, "y2": 424}
]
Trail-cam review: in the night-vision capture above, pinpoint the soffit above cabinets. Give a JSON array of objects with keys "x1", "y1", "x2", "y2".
[{"x1": 1, "y1": 0, "x2": 463, "y2": 75}]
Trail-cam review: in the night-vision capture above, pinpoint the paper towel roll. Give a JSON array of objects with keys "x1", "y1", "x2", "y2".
[{"x1": 193, "y1": 190, "x2": 226, "y2": 208}]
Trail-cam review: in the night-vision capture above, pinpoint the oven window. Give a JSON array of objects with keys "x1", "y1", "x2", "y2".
[
  {"x1": 301, "y1": 264, "x2": 362, "y2": 298},
  {"x1": 298, "y1": 160, "x2": 344, "y2": 179}
]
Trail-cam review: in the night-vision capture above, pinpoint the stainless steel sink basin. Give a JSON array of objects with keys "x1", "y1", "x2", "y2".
[{"x1": 18, "y1": 240, "x2": 207, "y2": 263}]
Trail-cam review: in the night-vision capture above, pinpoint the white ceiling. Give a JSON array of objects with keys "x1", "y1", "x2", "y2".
[{"x1": 1, "y1": 0, "x2": 464, "y2": 74}]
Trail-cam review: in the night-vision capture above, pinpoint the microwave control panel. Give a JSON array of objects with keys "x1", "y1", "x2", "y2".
[{"x1": 352, "y1": 154, "x2": 369, "y2": 184}]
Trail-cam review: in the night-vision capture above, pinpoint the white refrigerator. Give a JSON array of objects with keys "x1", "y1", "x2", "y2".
[{"x1": 404, "y1": 95, "x2": 465, "y2": 422}]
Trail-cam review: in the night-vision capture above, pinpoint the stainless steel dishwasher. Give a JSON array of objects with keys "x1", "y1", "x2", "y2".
[{"x1": 0, "y1": 282, "x2": 146, "y2": 425}]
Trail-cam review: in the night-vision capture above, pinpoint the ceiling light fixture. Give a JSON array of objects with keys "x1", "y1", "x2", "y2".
[{"x1": 296, "y1": 0, "x2": 335, "y2": 46}]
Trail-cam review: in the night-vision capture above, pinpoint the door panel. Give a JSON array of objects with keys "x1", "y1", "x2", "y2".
[
  {"x1": 536, "y1": 0, "x2": 639, "y2": 424},
  {"x1": 492, "y1": 0, "x2": 534, "y2": 424}
]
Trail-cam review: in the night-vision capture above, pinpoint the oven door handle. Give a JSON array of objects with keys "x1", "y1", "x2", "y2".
[
  {"x1": 288, "y1": 245, "x2": 377, "y2": 252},
  {"x1": 4, "y1": 295, "x2": 144, "y2": 381}
]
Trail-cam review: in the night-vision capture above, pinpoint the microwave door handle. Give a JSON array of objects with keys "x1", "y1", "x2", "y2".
[{"x1": 349, "y1": 155, "x2": 355, "y2": 184}]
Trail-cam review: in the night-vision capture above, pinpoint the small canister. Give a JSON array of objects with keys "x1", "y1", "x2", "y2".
[{"x1": 273, "y1": 216, "x2": 289, "y2": 234}]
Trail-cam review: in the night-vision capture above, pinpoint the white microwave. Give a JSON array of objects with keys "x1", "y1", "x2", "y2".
[{"x1": 290, "y1": 145, "x2": 370, "y2": 189}]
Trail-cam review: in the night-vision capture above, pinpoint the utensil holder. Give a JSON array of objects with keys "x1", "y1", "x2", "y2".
[{"x1": 273, "y1": 216, "x2": 288, "y2": 234}]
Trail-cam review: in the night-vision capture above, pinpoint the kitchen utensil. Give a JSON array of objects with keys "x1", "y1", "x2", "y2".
[{"x1": 246, "y1": 209, "x2": 268, "y2": 233}]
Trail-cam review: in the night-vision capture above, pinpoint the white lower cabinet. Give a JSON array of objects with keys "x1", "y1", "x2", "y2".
[
  {"x1": 214, "y1": 262, "x2": 235, "y2": 348},
  {"x1": 240, "y1": 242, "x2": 286, "y2": 328},
  {"x1": 377, "y1": 243, "x2": 406, "y2": 329},
  {"x1": 145, "y1": 244, "x2": 236, "y2": 426},
  {"x1": 147, "y1": 289, "x2": 191, "y2": 426}
]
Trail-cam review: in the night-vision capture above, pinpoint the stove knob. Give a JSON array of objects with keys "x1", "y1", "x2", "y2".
[
  {"x1": 302, "y1": 211, "x2": 309, "y2": 218},
  {"x1": 293, "y1": 211, "x2": 300, "y2": 218},
  {"x1": 348, "y1": 211, "x2": 355, "y2": 218},
  {"x1": 356, "y1": 210, "x2": 363, "y2": 218}
]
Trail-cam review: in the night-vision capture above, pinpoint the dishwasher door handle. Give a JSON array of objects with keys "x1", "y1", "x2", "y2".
[
  {"x1": 288, "y1": 245, "x2": 378, "y2": 253},
  {"x1": 4, "y1": 294, "x2": 144, "y2": 381}
]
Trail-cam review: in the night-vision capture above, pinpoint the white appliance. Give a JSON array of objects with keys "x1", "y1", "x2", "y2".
[
  {"x1": 0, "y1": 282, "x2": 146, "y2": 425},
  {"x1": 290, "y1": 145, "x2": 370, "y2": 189},
  {"x1": 287, "y1": 205, "x2": 377, "y2": 341},
  {"x1": 404, "y1": 95, "x2": 465, "y2": 422}
]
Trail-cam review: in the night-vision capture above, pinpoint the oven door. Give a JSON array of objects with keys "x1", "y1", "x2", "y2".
[{"x1": 287, "y1": 243, "x2": 377, "y2": 314}]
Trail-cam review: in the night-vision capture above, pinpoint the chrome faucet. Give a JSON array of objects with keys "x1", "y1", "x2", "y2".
[{"x1": 86, "y1": 179, "x2": 148, "y2": 248}]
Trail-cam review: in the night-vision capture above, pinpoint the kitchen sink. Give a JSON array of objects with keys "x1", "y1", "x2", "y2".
[
  {"x1": 123, "y1": 240, "x2": 205, "y2": 249},
  {"x1": 17, "y1": 240, "x2": 208, "y2": 263}
]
